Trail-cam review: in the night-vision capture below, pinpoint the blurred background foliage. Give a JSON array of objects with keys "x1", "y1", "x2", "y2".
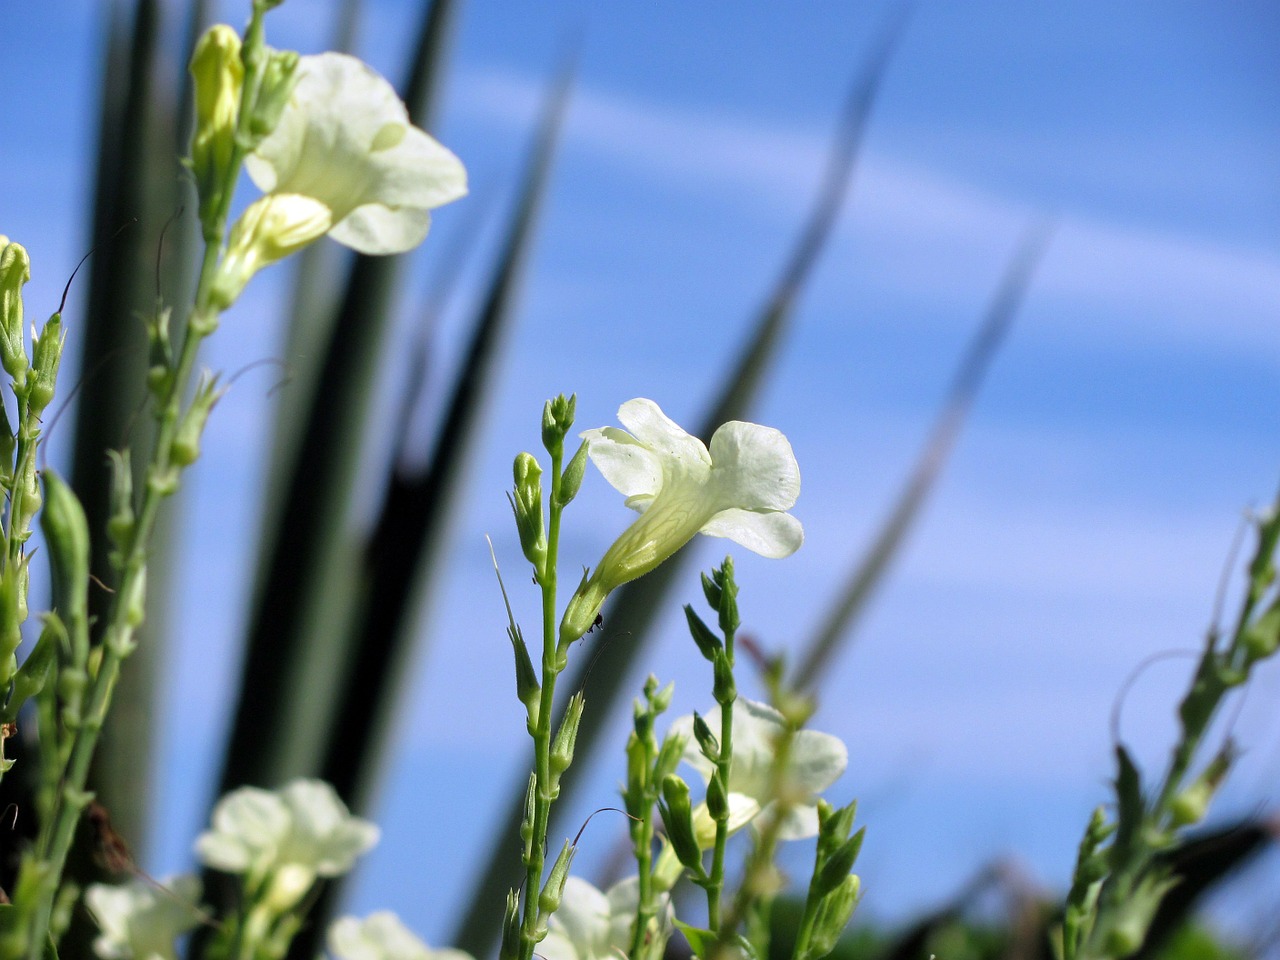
[{"x1": 1, "y1": 1, "x2": 1277, "y2": 959}]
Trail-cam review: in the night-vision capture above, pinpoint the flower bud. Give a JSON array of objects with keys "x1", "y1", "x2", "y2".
[
  {"x1": 715, "y1": 557, "x2": 739, "y2": 635},
  {"x1": 815, "y1": 827, "x2": 865, "y2": 898},
  {"x1": 1169, "y1": 741, "x2": 1235, "y2": 827},
  {"x1": 556, "y1": 440, "x2": 589, "y2": 508},
  {"x1": 1240, "y1": 604, "x2": 1280, "y2": 663},
  {"x1": 803, "y1": 874, "x2": 861, "y2": 960},
  {"x1": 508, "y1": 624, "x2": 540, "y2": 726},
  {"x1": 28, "y1": 312, "x2": 65, "y2": 416},
  {"x1": 171, "y1": 374, "x2": 225, "y2": 468},
  {"x1": 537, "y1": 840, "x2": 575, "y2": 917},
  {"x1": 558, "y1": 573, "x2": 606, "y2": 649},
  {"x1": 499, "y1": 889, "x2": 522, "y2": 960},
  {"x1": 106, "y1": 450, "x2": 136, "y2": 562},
  {"x1": 244, "y1": 48, "x2": 300, "y2": 147},
  {"x1": 659, "y1": 775, "x2": 703, "y2": 876},
  {"x1": 541, "y1": 394, "x2": 575, "y2": 455},
  {"x1": 0, "y1": 238, "x2": 30, "y2": 390},
  {"x1": 41, "y1": 470, "x2": 89, "y2": 629},
  {"x1": 705, "y1": 770, "x2": 729, "y2": 822},
  {"x1": 691, "y1": 713, "x2": 719, "y2": 764},
  {"x1": 549, "y1": 693, "x2": 585, "y2": 787},
  {"x1": 510, "y1": 452, "x2": 546, "y2": 571},
  {"x1": 188, "y1": 25, "x2": 243, "y2": 219},
  {"x1": 684, "y1": 605, "x2": 722, "y2": 662}
]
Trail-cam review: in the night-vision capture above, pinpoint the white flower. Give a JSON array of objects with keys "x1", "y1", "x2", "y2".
[
  {"x1": 538, "y1": 877, "x2": 672, "y2": 960},
  {"x1": 212, "y1": 51, "x2": 466, "y2": 306},
  {"x1": 669, "y1": 698, "x2": 847, "y2": 843},
  {"x1": 85, "y1": 876, "x2": 203, "y2": 960},
  {"x1": 195, "y1": 779, "x2": 378, "y2": 910},
  {"x1": 328, "y1": 913, "x2": 473, "y2": 960},
  {"x1": 561, "y1": 398, "x2": 802, "y2": 640}
]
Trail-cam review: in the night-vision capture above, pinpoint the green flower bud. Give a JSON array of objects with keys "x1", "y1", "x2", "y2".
[
  {"x1": 245, "y1": 47, "x2": 300, "y2": 147},
  {"x1": 28, "y1": 311, "x2": 65, "y2": 416},
  {"x1": 549, "y1": 692, "x2": 585, "y2": 786},
  {"x1": 41, "y1": 470, "x2": 90, "y2": 629},
  {"x1": 520, "y1": 774, "x2": 536, "y2": 861},
  {"x1": 0, "y1": 563, "x2": 23, "y2": 674},
  {"x1": 700, "y1": 570, "x2": 721, "y2": 611},
  {"x1": 705, "y1": 770, "x2": 729, "y2": 822},
  {"x1": 171, "y1": 373, "x2": 225, "y2": 467},
  {"x1": 1169, "y1": 742, "x2": 1235, "y2": 827},
  {"x1": 691, "y1": 713, "x2": 719, "y2": 764},
  {"x1": 556, "y1": 440, "x2": 589, "y2": 508},
  {"x1": 537, "y1": 840, "x2": 575, "y2": 917},
  {"x1": 654, "y1": 730, "x2": 687, "y2": 783},
  {"x1": 684, "y1": 604, "x2": 722, "y2": 662},
  {"x1": 815, "y1": 827, "x2": 865, "y2": 898},
  {"x1": 508, "y1": 623, "x2": 540, "y2": 727},
  {"x1": 659, "y1": 775, "x2": 704, "y2": 876},
  {"x1": 146, "y1": 303, "x2": 174, "y2": 398},
  {"x1": 716, "y1": 557, "x2": 739, "y2": 636},
  {"x1": 188, "y1": 24, "x2": 244, "y2": 220},
  {"x1": 510, "y1": 452, "x2": 546, "y2": 571},
  {"x1": 105, "y1": 450, "x2": 135, "y2": 563},
  {"x1": 712, "y1": 654, "x2": 736, "y2": 705},
  {"x1": 541, "y1": 394, "x2": 575, "y2": 455},
  {"x1": 0, "y1": 237, "x2": 30, "y2": 389},
  {"x1": 818, "y1": 799, "x2": 858, "y2": 859},
  {"x1": 500, "y1": 889, "x2": 522, "y2": 960},
  {"x1": 804, "y1": 874, "x2": 861, "y2": 960},
  {"x1": 1240, "y1": 603, "x2": 1280, "y2": 663}
]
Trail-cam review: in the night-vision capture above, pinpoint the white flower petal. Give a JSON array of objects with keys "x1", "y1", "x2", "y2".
[
  {"x1": 581, "y1": 427, "x2": 665, "y2": 503},
  {"x1": 699, "y1": 508, "x2": 804, "y2": 558},
  {"x1": 615, "y1": 399, "x2": 710, "y2": 473},
  {"x1": 789, "y1": 729, "x2": 850, "y2": 793},
  {"x1": 707, "y1": 421, "x2": 800, "y2": 511},
  {"x1": 329, "y1": 912, "x2": 467, "y2": 960},
  {"x1": 329, "y1": 205, "x2": 431, "y2": 256}
]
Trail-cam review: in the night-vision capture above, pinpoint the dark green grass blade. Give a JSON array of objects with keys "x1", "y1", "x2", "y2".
[
  {"x1": 280, "y1": 32, "x2": 570, "y2": 960},
  {"x1": 791, "y1": 221, "x2": 1053, "y2": 692},
  {"x1": 451, "y1": 12, "x2": 907, "y2": 953},
  {"x1": 318, "y1": 59, "x2": 571, "y2": 806},
  {"x1": 72, "y1": 0, "x2": 182, "y2": 859},
  {"x1": 216, "y1": 0, "x2": 463, "y2": 797}
]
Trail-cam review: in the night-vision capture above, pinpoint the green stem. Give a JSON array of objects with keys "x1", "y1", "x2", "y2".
[{"x1": 518, "y1": 447, "x2": 565, "y2": 960}]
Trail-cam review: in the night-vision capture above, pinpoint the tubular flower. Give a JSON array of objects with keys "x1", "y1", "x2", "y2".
[
  {"x1": 328, "y1": 913, "x2": 474, "y2": 960},
  {"x1": 85, "y1": 875, "x2": 203, "y2": 960},
  {"x1": 212, "y1": 51, "x2": 466, "y2": 307},
  {"x1": 537, "y1": 877, "x2": 672, "y2": 960},
  {"x1": 195, "y1": 778, "x2": 379, "y2": 911},
  {"x1": 669, "y1": 698, "x2": 847, "y2": 843},
  {"x1": 561, "y1": 399, "x2": 801, "y2": 642}
]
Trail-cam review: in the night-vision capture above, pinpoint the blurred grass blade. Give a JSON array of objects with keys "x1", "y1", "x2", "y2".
[
  {"x1": 791, "y1": 221, "x2": 1052, "y2": 692},
  {"x1": 216, "y1": 0, "x2": 463, "y2": 797},
  {"x1": 72, "y1": 0, "x2": 182, "y2": 859},
  {"x1": 451, "y1": 11, "x2": 907, "y2": 953},
  {"x1": 321, "y1": 51, "x2": 574, "y2": 811},
  {"x1": 258, "y1": 0, "x2": 363, "y2": 538},
  {"x1": 277, "y1": 36, "x2": 573, "y2": 960}
]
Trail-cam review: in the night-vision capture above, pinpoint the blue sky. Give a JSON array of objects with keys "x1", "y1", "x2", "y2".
[{"x1": 4, "y1": 0, "x2": 1280, "y2": 950}]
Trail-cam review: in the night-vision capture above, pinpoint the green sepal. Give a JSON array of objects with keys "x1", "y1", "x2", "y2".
[
  {"x1": 519, "y1": 774, "x2": 536, "y2": 862},
  {"x1": 705, "y1": 770, "x2": 729, "y2": 822},
  {"x1": 684, "y1": 605, "x2": 721, "y2": 661},
  {"x1": 1240, "y1": 602, "x2": 1280, "y2": 663},
  {"x1": 817, "y1": 798, "x2": 858, "y2": 859},
  {"x1": 243, "y1": 47, "x2": 300, "y2": 148},
  {"x1": 654, "y1": 730, "x2": 687, "y2": 784},
  {"x1": 1111, "y1": 744, "x2": 1143, "y2": 862}
]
